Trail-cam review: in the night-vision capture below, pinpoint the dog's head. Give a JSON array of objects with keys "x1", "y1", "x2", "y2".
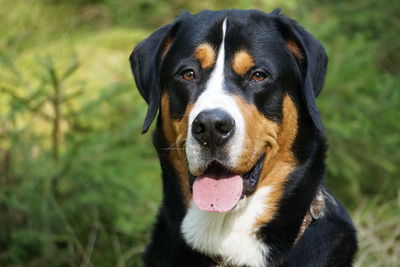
[{"x1": 130, "y1": 9, "x2": 327, "y2": 214}]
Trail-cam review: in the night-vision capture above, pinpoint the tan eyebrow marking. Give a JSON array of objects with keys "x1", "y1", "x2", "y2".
[
  {"x1": 232, "y1": 50, "x2": 255, "y2": 76},
  {"x1": 194, "y1": 43, "x2": 216, "y2": 68}
]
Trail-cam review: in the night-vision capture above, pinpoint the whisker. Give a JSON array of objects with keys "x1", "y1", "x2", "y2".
[
  {"x1": 160, "y1": 138, "x2": 187, "y2": 152},
  {"x1": 161, "y1": 148, "x2": 186, "y2": 151}
]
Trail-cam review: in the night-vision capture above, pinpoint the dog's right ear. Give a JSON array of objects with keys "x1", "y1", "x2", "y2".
[
  {"x1": 129, "y1": 23, "x2": 176, "y2": 133},
  {"x1": 274, "y1": 13, "x2": 328, "y2": 132}
]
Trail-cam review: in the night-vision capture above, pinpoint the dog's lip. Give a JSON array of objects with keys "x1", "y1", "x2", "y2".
[
  {"x1": 189, "y1": 154, "x2": 266, "y2": 196},
  {"x1": 242, "y1": 154, "x2": 265, "y2": 195}
]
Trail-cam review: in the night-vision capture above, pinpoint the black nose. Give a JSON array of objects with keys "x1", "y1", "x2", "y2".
[{"x1": 192, "y1": 109, "x2": 235, "y2": 149}]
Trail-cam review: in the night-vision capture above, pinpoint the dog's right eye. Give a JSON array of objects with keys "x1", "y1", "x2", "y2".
[
  {"x1": 180, "y1": 69, "x2": 196, "y2": 81},
  {"x1": 250, "y1": 71, "x2": 267, "y2": 82}
]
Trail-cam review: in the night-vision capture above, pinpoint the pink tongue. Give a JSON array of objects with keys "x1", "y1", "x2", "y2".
[{"x1": 193, "y1": 175, "x2": 243, "y2": 213}]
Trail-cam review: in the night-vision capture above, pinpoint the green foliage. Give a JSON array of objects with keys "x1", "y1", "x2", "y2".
[
  {"x1": 0, "y1": 49, "x2": 159, "y2": 265},
  {"x1": 0, "y1": 0, "x2": 399, "y2": 266},
  {"x1": 308, "y1": 0, "x2": 400, "y2": 205}
]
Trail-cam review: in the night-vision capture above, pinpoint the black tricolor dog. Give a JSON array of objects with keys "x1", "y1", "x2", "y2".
[{"x1": 130, "y1": 9, "x2": 357, "y2": 267}]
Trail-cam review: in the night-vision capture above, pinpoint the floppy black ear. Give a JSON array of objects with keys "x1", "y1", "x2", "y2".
[
  {"x1": 129, "y1": 24, "x2": 175, "y2": 133},
  {"x1": 275, "y1": 14, "x2": 328, "y2": 131}
]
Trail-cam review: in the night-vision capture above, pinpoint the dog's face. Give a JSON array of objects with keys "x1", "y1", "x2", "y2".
[{"x1": 131, "y1": 10, "x2": 327, "y2": 216}]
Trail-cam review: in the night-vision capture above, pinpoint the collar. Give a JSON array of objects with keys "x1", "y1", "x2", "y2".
[{"x1": 294, "y1": 189, "x2": 325, "y2": 244}]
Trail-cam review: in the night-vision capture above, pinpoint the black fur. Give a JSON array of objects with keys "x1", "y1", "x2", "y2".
[{"x1": 130, "y1": 9, "x2": 357, "y2": 267}]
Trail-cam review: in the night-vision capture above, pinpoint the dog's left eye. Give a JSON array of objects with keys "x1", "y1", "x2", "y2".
[
  {"x1": 181, "y1": 69, "x2": 196, "y2": 81},
  {"x1": 250, "y1": 71, "x2": 267, "y2": 82}
]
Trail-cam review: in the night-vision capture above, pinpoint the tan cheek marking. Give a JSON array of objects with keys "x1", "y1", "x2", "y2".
[
  {"x1": 160, "y1": 37, "x2": 173, "y2": 60},
  {"x1": 232, "y1": 95, "x2": 279, "y2": 174},
  {"x1": 255, "y1": 95, "x2": 299, "y2": 226},
  {"x1": 161, "y1": 94, "x2": 192, "y2": 207},
  {"x1": 232, "y1": 50, "x2": 255, "y2": 76},
  {"x1": 194, "y1": 43, "x2": 216, "y2": 68},
  {"x1": 287, "y1": 39, "x2": 303, "y2": 61}
]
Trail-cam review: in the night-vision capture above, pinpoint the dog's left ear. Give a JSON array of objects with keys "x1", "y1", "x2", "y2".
[
  {"x1": 129, "y1": 23, "x2": 177, "y2": 133},
  {"x1": 275, "y1": 14, "x2": 328, "y2": 131}
]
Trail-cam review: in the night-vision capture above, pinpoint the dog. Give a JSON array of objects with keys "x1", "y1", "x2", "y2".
[{"x1": 130, "y1": 9, "x2": 357, "y2": 267}]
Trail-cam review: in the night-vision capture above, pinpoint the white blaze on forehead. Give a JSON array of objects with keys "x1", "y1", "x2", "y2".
[{"x1": 186, "y1": 18, "x2": 245, "y2": 173}]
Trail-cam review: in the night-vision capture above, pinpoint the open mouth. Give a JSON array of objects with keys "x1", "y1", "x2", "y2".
[{"x1": 189, "y1": 154, "x2": 265, "y2": 213}]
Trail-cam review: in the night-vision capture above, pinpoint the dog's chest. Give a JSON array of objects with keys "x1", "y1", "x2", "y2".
[{"x1": 181, "y1": 187, "x2": 270, "y2": 267}]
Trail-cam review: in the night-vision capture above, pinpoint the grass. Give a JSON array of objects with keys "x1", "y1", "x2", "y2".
[{"x1": 353, "y1": 196, "x2": 400, "y2": 266}]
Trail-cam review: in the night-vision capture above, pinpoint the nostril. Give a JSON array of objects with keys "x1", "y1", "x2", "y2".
[
  {"x1": 215, "y1": 118, "x2": 235, "y2": 134},
  {"x1": 192, "y1": 119, "x2": 205, "y2": 134}
]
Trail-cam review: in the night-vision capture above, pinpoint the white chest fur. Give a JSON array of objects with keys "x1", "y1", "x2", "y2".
[{"x1": 181, "y1": 187, "x2": 271, "y2": 267}]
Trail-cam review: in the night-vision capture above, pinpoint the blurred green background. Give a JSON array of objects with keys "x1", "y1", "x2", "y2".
[{"x1": 0, "y1": 0, "x2": 399, "y2": 266}]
